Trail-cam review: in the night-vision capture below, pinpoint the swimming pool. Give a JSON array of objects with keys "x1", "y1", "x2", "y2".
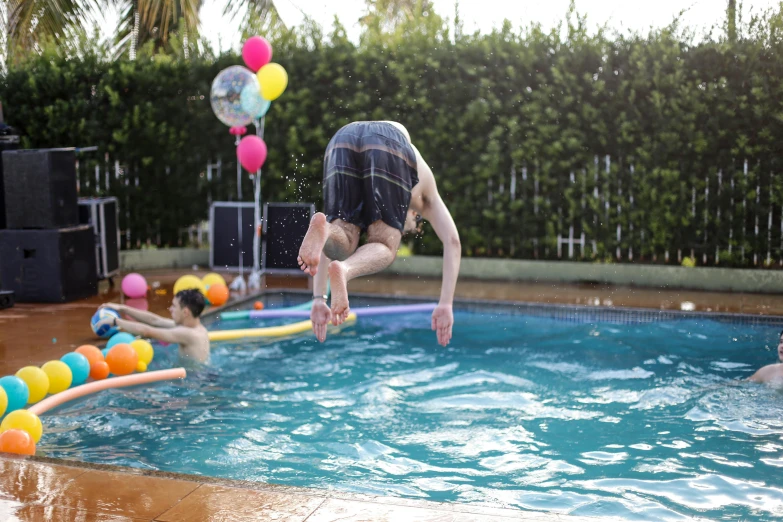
[{"x1": 40, "y1": 296, "x2": 783, "y2": 521}]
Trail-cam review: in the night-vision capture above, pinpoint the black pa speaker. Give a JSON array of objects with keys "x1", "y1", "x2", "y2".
[
  {"x1": 262, "y1": 202, "x2": 315, "y2": 274},
  {"x1": 209, "y1": 203, "x2": 256, "y2": 271},
  {"x1": 0, "y1": 225, "x2": 97, "y2": 302},
  {"x1": 2, "y1": 148, "x2": 78, "y2": 229},
  {"x1": 0, "y1": 290, "x2": 14, "y2": 309},
  {"x1": 0, "y1": 135, "x2": 20, "y2": 229}
]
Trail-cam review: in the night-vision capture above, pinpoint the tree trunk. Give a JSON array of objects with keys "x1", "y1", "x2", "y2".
[{"x1": 728, "y1": 0, "x2": 737, "y2": 42}]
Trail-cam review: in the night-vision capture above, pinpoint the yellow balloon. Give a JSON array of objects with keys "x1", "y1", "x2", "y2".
[
  {"x1": 41, "y1": 361, "x2": 72, "y2": 394},
  {"x1": 202, "y1": 273, "x2": 227, "y2": 290},
  {"x1": 130, "y1": 339, "x2": 154, "y2": 365},
  {"x1": 0, "y1": 409, "x2": 43, "y2": 442},
  {"x1": 15, "y1": 366, "x2": 49, "y2": 404},
  {"x1": 0, "y1": 386, "x2": 7, "y2": 417},
  {"x1": 257, "y1": 63, "x2": 288, "y2": 101},
  {"x1": 136, "y1": 361, "x2": 148, "y2": 373},
  {"x1": 173, "y1": 275, "x2": 207, "y2": 297}
]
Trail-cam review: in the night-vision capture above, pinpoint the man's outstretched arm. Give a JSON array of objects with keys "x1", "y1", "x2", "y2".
[
  {"x1": 100, "y1": 303, "x2": 175, "y2": 328},
  {"x1": 115, "y1": 317, "x2": 192, "y2": 345},
  {"x1": 422, "y1": 192, "x2": 461, "y2": 346},
  {"x1": 423, "y1": 193, "x2": 461, "y2": 305}
]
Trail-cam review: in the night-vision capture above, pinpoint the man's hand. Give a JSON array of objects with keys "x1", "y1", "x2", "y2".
[
  {"x1": 311, "y1": 299, "x2": 332, "y2": 343},
  {"x1": 432, "y1": 304, "x2": 453, "y2": 347}
]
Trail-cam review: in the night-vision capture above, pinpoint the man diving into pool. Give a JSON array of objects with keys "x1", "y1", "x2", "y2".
[
  {"x1": 747, "y1": 329, "x2": 783, "y2": 384},
  {"x1": 96, "y1": 289, "x2": 210, "y2": 364},
  {"x1": 297, "y1": 121, "x2": 461, "y2": 346}
]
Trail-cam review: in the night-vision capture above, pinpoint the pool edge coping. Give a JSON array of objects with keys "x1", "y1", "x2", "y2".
[
  {"x1": 208, "y1": 287, "x2": 783, "y2": 326},
  {"x1": 1, "y1": 453, "x2": 594, "y2": 521}
]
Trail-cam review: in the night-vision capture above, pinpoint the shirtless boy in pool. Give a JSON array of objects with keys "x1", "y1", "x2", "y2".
[{"x1": 97, "y1": 289, "x2": 210, "y2": 363}]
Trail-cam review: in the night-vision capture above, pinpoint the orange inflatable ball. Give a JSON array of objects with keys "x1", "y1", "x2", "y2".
[
  {"x1": 105, "y1": 344, "x2": 138, "y2": 376},
  {"x1": 207, "y1": 283, "x2": 229, "y2": 306},
  {"x1": 254, "y1": 301, "x2": 264, "y2": 310},
  {"x1": 90, "y1": 361, "x2": 110, "y2": 380},
  {"x1": 76, "y1": 345, "x2": 104, "y2": 366},
  {"x1": 0, "y1": 429, "x2": 35, "y2": 456}
]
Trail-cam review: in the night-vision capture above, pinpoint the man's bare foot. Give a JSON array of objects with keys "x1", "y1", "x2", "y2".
[
  {"x1": 328, "y1": 260, "x2": 350, "y2": 325},
  {"x1": 298, "y1": 213, "x2": 328, "y2": 276}
]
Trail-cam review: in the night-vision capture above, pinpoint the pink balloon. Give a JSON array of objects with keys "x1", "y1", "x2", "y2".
[
  {"x1": 237, "y1": 135, "x2": 268, "y2": 172},
  {"x1": 125, "y1": 298, "x2": 149, "y2": 313},
  {"x1": 121, "y1": 273, "x2": 148, "y2": 299},
  {"x1": 242, "y1": 36, "x2": 273, "y2": 72}
]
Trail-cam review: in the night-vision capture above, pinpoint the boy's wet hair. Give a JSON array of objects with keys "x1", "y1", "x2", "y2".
[{"x1": 176, "y1": 289, "x2": 205, "y2": 318}]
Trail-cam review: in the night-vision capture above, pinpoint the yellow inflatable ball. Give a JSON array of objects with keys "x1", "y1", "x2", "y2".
[
  {"x1": 41, "y1": 361, "x2": 73, "y2": 394},
  {"x1": 15, "y1": 366, "x2": 49, "y2": 404},
  {"x1": 397, "y1": 244, "x2": 413, "y2": 258},
  {"x1": 257, "y1": 63, "x2": 288, "y2": 101},
  {"x1": 0, "y1": 386, "x2": 7, "y2": 417},
  {"x1": 202, "y1": 272, "x2": 227, "y2": 290},
  {"x1": 173, "y1": 275, "x2": 207, "y2": 297},
  {"x1": 0, "y1": 409, "x2": 43, "y2": 443},
  {"x1": 136, "y1": 361, "x2": 148, "y2": 373},
  {"x1": 130, "y1": 339, "x2": 154, "y2": 365}
]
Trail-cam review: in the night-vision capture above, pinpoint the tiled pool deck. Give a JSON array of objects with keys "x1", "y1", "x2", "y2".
[{"x1": 2, "y1": 269, "x2": 780, "y2": 521}]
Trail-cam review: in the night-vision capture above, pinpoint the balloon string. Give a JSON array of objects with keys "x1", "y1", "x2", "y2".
[{"x1": 252, "y1": 116, "x2": 265, "y2": 273}]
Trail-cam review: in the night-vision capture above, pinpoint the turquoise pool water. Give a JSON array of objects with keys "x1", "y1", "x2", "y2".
[{"x1": 41, "y1": 303, "x2": 783, "y2": 520}]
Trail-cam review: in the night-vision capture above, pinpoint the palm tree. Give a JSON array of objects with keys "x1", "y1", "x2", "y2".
[
  {"x1": 359, "y1": 0, "x2": 436, "y2": 33},
  {"x1": 3, "y1": 0, "x2": 276, "y2": 61},
  {"x1": 727, "y1": 0, "x2": 737, "y2": 42},
  {"x1": 4, "y1": 0, "x2": 94, "y2": 60},
  {"x1": 115, "y1": 0, "x2": 202, "y2": 57}
]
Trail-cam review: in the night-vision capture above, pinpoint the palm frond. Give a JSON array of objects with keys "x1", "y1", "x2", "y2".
[{"x1": 5, "y1": 0, "x2": 99, "y2": 58}]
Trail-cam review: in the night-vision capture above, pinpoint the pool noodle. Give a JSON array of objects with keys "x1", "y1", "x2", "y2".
[
  {"x1": 208, "y1": 313, "x2": 356, "y2": 341},
  {"x1": 221, "y1": 283, "x2": 331, "y2": 321},
  {"x1": 28, "y1": 368, "x2": 187, "y2": 416},
  {"x1": 220, "y1": 299, "x2": 315, "y2": 321},
  {"x1": 247, "y1": 302, "x2": 438, "y2": 319}
]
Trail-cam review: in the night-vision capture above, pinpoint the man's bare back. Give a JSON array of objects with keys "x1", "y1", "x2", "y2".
[
  {"x1": 161, "y1": 325, "x2": 210, "y2": 363},
  {"x1": 747, "y1": 330, "x2": 783, "y2": 384},
  {"x1": 748, "y1": 363, "x2": 783, "y2": 384}
]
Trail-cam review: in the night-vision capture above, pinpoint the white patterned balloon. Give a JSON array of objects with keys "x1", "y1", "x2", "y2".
[{"x1": 210, "y1": 65, "x2": 256, "y2": 127}]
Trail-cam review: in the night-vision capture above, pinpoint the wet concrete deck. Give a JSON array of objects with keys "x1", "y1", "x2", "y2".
[
  {"x1": 0, "y1": 454, "x2": 620, "y2": 521},
  {"x1": 2, "y1": 269, "x2": 781, "y2": 520}
]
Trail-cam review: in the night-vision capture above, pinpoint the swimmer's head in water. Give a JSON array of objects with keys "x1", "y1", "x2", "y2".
[
  {"x1": 171, "y1": 289, "x2": 206, "y2": 324},
  {"x1": 778, "y1": 329, "x2": 783, "y2": 362}
]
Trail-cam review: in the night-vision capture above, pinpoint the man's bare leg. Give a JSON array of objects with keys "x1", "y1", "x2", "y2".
[
  {"x1": 298, "y1": 213, "x2": 359, "y2": 275},
  {"x1": 329, "y1": 220, "x2": 401, "y2": 325}
]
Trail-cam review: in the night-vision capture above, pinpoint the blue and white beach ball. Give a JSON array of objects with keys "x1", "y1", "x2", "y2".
[{"x1": 91, "y1": 308, "x2": 120, "y2": 338}]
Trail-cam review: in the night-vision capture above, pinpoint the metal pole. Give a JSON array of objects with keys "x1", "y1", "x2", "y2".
[
  {"x1": 235, "y1": 135, "x2": 241, "y2": 200},
  {"x1": 248, "y1": 117, "x2": 265, "y2": 290}
]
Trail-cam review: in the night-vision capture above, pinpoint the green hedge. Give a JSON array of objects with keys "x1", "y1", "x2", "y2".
[{"x1": 2, "y1": 9, "x2": 783, "y2": 267}]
